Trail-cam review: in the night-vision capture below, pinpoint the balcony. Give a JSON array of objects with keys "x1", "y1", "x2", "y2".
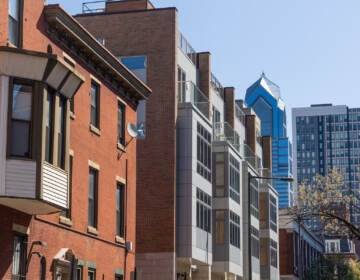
[
  {"x1": 0, "y1": 160, "x2": 68, "y2": 215},
  {"x1": 178, "y1": 81, "x2": 210, "y2": 119},
  {"x1": 210, "y1": 73, "x2": 224, "y2": 98},
  {"x1": 213, "y1": 122, "x2": 240, "y2": 150},
  {"x1": 178, "y1": 31, "x2": 197, "y2": 65}
]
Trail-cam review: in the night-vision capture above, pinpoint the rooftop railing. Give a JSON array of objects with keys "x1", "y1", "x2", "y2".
[
  {"x1": 82, "y1": 1, "x2": 106, "y2": 13},
  {"x1": 178, "y1": 31, "x2": 197, "y2": 65},
  {"x1": 178, "y1": 81, "x2": 209, "y2": 119},
  {"x1": 210, "y1": 73, "x2": 223, "y2": 97},
  {"x1": 235, "y1": 103, "x2": 246, "y2": 125}
]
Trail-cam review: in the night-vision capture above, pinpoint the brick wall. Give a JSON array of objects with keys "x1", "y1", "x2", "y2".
[
  {"x1": 279, "y1": 229, "x2": 294, "y2": 276},
  {"x1": 76, "y1": 8, "x2": 178, "y2": 254}
]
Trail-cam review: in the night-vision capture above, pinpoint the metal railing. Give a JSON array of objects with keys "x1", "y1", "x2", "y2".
[
  {"x1": 210, "y1": 73, "x2": 223, "y2": 97},
  {"x1": 178, "y1": 31, "x2": 197, "y2": 65},
  {"x1": 178, "y1": 81, "x2": 209, "y2": 119},
  {"x1": 82, "y1": 1, "x2": 106, "y2": 13},
  {"x1": 235, "y1": 103, "x2": 246, "y2": 125}
]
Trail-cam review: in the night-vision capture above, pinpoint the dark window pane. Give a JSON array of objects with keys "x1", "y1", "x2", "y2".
[
  {"x1": 116, "y1": 183, "x2": 125, "y2": 237},
  {"x1": 45, "y1": 92, "x2": 53, "y2": 162},
  {"x1": 90, "y1": 81, "x2": 99, "y2": 127},
  {"x1": 117, "y1": 103, "x2": 125, "y2": 145},
  {"x1": 88, "y1": 169, "x2": 98, "y2": 227},
  {"x1": 10, "y1": 121, "x2": 30, "y2": 157},
  {"x1": 57, "y1": 98, "x2": 66, "y2": 168}
]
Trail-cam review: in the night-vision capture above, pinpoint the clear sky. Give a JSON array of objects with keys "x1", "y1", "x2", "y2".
[{"x1": 48, "y1": 0, "x2": 360, "y2": 125}]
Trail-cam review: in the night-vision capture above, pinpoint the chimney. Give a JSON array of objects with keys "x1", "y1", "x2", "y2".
[
  {"x1": 224, "y1": 87, "x2": 235, "y2": 128},
  {"x1": 197, "y1": 52, "x2": 211, "y2": 100}
]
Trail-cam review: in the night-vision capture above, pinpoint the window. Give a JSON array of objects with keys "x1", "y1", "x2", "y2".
[
  {"x1": 76, "y1": 265, "x2": 83, "y2": 280},
  {"x1": 90, "y1": 81, "x2": 100, "y2": 128},
  {"x1": 115, "y1": 275, "x2": 123, "y2": 280},
  {"x1": 57, "y1": 97, "x2": 66, "y2": 168},
  {"x1": 9, "y1": 82, "x2": 32, "y2": 157},
  {"x1": 230, "y1": 211, "x2": 240, "y2": 248},
  {"x1": 196, "y1": 188, "x2": 211, "y2": 233},
  {"x1": 270, "y1": 195, "x2": 277, "y2": 232},
  {"x1": 116, "y1": 182, "x2": 125, "y2": 238},
  {"x1": 117, "y1": 102, "x2": 125, "y2": 145},
  {"x1": 45, "y1": 91, "x2": 54, "y2": 162},
  {"x1": 8, "y1": 0, "x2": 22, "y2": 46},
  {"x1": 270, "y1": 239, "x2": 278, "y2": 268},
  {"x1": 229, "y1": 155, "x2": 240, "y2": 203},
  {"x1": 88, "y1": 168, "x2": 98, "y2": 228},
  {"x1": 250, "y1": 179, "x2": 259, "y2": 218},
  {"x1": 197, "y1": 123, "x2": 212, "y2": 182},
  {"x1": 12, "y1": 234, "x2": 27, "y2": 280},
  {"x1": 178, "y1": 66, "x2": 186, "y2": 102},
  {"x1": 212, "y1": 107, "x2": 220, "y2": 124},
  {"x1": 251, "y1": 226, "x2": 260, "y2": 258},
  {"x1": 215, "y1": 210, "x2": 225, "y2": 244},
  {"x1": 88, "y1": 268, "x2": 96, "y2": 280}
]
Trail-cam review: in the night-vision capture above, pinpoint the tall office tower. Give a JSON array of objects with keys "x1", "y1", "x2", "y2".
[
  {"x1": 245, "y1": 73, "x2": 293, "y2": 208},
  {"x1": 77, "y1": 1, "x2": 280, "y2": 279},
  {"x1": 292, "y1": 104, "x2": 360, "y2": 226}
]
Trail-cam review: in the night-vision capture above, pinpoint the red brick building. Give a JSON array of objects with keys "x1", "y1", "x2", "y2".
[{"x1": 0, "y1": 1, "x2": 150, "y2": 279}]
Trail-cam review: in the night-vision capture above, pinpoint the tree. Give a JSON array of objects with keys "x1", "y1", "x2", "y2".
[{"x1": 289, "y1": 168, "x2": 360, "y2": 239}]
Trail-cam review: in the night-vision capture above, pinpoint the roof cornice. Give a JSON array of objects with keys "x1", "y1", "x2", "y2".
[{"x1": 43, "y1": 4, "x2": 151, "y2": 104}]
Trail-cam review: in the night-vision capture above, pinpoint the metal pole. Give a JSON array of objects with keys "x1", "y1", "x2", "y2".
[
  {"x1": 298, "y1": 215, "x2": 302, "y2": 280},
  {"x1": 248, "y1": 174, "x2": 252, "y2": 280}
]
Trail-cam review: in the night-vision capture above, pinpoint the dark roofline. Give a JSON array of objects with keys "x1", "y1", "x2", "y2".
[{"x1": 44, "y1": 4, "x2": 151, "y2": 101}]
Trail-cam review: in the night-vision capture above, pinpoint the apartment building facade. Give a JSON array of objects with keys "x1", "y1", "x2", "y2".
[
  {"x1": 245, "y1": 74, "x2": 293, "y2": 208},
  {"x1": 292, "y1": 104, "x2": 360, "y2": 227},
  {"x1": 76, "y1": 1, "x2": 280, "y2": 279},
  {"x1": 0, "y1": 1, "x2": 150, "y2": 279}
]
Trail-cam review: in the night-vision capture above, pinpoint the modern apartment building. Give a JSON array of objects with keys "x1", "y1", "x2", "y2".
[
  {"x1": 292, "y1": 104, "x2": 360, "y2": 226},
  {"x1": 245, "y1": 73, "x2": 293, "y2": 208},
  {"x1": 76, "y1": 1, "x2": 280, "y2": 279},
  {"x1": 0, "y1": 1, "x2": 151, "y2": 279}
]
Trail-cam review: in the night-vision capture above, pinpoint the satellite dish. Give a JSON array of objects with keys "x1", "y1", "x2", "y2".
[{"x1": 127, "y1": 123, "x2": 138, "y2": 138}]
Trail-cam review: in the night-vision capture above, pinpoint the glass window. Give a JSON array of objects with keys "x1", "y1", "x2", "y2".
[
  {"x1": 90, "y1": 81, "x2": 100, "y2": 128},
  {"x1": 12, "y1": 234, "x2": 27, "y2": 280},
  {"x1": 88, "y1": 168, "x2": 98, "y2": 228},
  {"x1": 88, "y1": 269, "x2": 96, "y2": 280},
  {"x1": 229, "y1": 155, "x2": 240, "y2": 203},
  {"x1": 196, "y1": 188, "x2": 211, "y2": 233},
  {"x1": 116, "y1": 183, "x2": 125, "y2": 237},
  {"x1": 8, "y1": 0, "x2": 21, "y2": 46},
  {"x1": 57, "y1": 98, "x2": 66, "y2": 168},
  {"x1": 76, "y1": 266, "x2": 83, "y2": 280},
  {"x1": 61, "y1": 155, "x2": 73, "y2": 218},
  {"x1": 10, "y1": 82, "x2": 32, "y2": 157},
  {"x1": 117, "y1": 103, "x2": 125, "y2": 145},
  {"x1": 197, "y1": 123, "x2": 212, "y2": 182},
  {"x1": 230, "y1": 211, "x2": 240, "y2": 248},
  {"x1": 45, "y1": 91, "x2": 54, "y2": 162}
]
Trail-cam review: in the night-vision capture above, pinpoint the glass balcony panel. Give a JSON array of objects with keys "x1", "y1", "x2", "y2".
[{"x1": 178, "y1": 81, "x2": 209, "y2": 119}]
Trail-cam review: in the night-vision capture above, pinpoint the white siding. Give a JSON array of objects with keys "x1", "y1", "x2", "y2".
[
  {"x1": 42, "y1": 163, "x2": 68, "y2": 208},
  {"x1": 0, "y1": 76, "x2": 9, "y2": 195},
  {"x1": 5, "y1": 159, "x2": 36, "y2": 198}
]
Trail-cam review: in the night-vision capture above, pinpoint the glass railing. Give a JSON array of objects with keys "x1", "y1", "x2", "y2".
[
  {"x1": 210, "y1": 73, "x2": 223, "y2": 97},
  {"x1": 178, "y1": 81, "x2": 209, "y2": 119},
  {"x1": 213, "y1": 122, "x2": 240, "y2": 150},
  {"x1": 242, "y1": 144, "x2": 263, "y2": 171},
  {"x1": 235, "y1": 104, "x2": 246, "y2": 125},
  {"x1": 178, "y1": 31, "x2": 197, "y2": 65}
]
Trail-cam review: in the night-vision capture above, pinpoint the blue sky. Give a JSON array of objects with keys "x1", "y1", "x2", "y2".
[{"x1": 48, "y1": 0, "x2": 360, "y2": 124}]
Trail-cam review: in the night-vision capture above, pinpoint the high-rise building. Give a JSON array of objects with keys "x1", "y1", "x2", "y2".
[
  {"x1": 292, "y1": 104, "x2": 360, "y2": 226},
  {"x1": 0, "y1": 1, "x2": 150, "y2": 279},
  {"x1": 245, "y1": 73, "x2": 293, "y2": 208},
  {"x1": 77, "y1": 1, "x2": 280, "y2": 279}
]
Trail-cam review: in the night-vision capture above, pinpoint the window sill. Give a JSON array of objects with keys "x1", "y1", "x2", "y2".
[
  {"x1": 117, "y1": 142, "x2": 126, "y2": 152},
  {"x1": 89, "y1": 124, "x2": 101, "y2": 136},
  {"x1": 115, "y1": 235, "x2": 125, "y2": 244},
  {"x1": 87, "y1": 226, "x2": 99, "y2": 235},
  {"x1": 59, "y1": 216, "x2": 73, "y2": 227}
]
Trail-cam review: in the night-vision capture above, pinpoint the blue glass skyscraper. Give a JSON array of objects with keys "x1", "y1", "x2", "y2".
[{"x1": 245, "y1": 73, "x2": 293, "y2": 208}]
